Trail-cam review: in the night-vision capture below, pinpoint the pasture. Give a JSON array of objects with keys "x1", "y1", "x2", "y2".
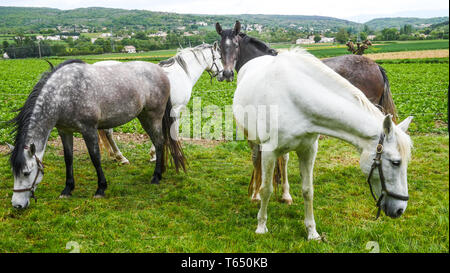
[{"x1": 0, "y1": 44, "x2": 448, "y2": 252}]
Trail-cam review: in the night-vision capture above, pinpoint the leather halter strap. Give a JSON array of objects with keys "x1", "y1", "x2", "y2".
[
  {"x1": 12, "y1": 148, "x2": 44, "y2": 203},
  {"x1": 206, "y1": 47, "x2": 222, "y2": 84},
  {"x1": 366, "y1": 134, "x2": 409, "y2": 219}
]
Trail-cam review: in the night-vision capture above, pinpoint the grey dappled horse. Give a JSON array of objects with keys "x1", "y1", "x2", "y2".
[{"x1": 9, "y1": 59, "x2": 186, "y2": 209}]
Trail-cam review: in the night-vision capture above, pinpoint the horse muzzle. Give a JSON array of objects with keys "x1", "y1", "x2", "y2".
[
  {"x1": 223, "y1": 70, "x2": 234, "y2": 82},
  {"x1": 382, "y1": 197, "x2": 407, "y2": 219},
  {"x1": 12, "y1": 192, "x2": 31, "y2": 209}
]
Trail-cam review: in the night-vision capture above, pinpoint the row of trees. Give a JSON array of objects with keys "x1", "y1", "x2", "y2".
[
  {"x1": 331, "y1": 23, "x2": 448, "y2": 44},
  {"x1": 2, "y1": 22, "x2": 448, "y2": 58},
  {"x1": 1, "y1": 30, "x2": 223, "y2": 58}
]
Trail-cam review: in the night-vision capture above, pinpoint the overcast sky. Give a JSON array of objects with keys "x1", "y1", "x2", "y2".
[{"x1": 1, "y1": 0, "x2": 449, "y2": 22}]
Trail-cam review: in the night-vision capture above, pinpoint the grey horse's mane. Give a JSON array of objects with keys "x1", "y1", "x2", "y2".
[
  {"x1": 9, "y1": 59, "x2": 85, "y2": 176},
  {"x1": 159, "y1": 44, "x2": 213, "y2": 77}
]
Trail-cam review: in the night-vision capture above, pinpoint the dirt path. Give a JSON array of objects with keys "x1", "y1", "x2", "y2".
[{"x1": 0, "y1": 132, "x2": 225, "y2": 156}]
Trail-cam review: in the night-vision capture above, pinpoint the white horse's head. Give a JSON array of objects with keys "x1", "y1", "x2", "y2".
[
  {"x1": 360, "y1": 115, "x2": 413, "y2": 218},
  {"x1": 208, "y1": 41, "x2": 224, "y2": 82},
  {"x1": 9, "y1": 143, "x2": 44, "y2": 209}
]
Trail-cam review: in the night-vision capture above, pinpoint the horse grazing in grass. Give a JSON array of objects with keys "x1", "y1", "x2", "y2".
[
  {"x1": 96, "y1": 43, "x2": 223, "y2": 164},
  {"x1": 216, "y1": 21, "x2": 400, "y2": 206},
  {"x1": 217, "y1": 22, "x2": 413, "y2": 240},
  {"x1": 8, "y1": 59, "x2": 186, "y2": 209}
]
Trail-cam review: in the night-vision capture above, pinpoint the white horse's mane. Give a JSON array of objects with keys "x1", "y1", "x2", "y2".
[
  {"x1": 160, "y1": 44, "x2": 213, "y2": 77},
  {"x1": 283, "y1": 48, "x2": 412, "y2": 161}
]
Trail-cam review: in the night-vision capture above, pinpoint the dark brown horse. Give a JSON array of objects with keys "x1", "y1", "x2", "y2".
[
  {"x1": 322, "y1": 54, "x2": 397, "y2": 122},
  {"x1": 215, "y1": 21, "x2": 398, "y2": 203}
]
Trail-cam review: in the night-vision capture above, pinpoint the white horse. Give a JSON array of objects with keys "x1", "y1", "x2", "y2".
[
  {"x1": 96, "y1": 43, "x2": 223, "y2": 162},
  {"x1": 232, "y1": 49, "x2": 413, "y2": 240}
]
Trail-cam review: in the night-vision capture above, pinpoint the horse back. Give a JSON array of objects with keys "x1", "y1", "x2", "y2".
[
  {"x1": 322, "y1": 55, "x2": 384, "y2": 104},
  {"x1": 50, "y1": 61, "x2": 170, "y2": 130}
]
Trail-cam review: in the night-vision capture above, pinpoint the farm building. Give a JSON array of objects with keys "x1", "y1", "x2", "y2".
[
  {"x1": 123, "y1": 45, "x2": 136, "y2": 53},
  {"x1": 296, "y1": 37, "x2": 315, "y2": 44},
  {"x1": 319, "y1": 37, "x2": 335, "y2": 43}
]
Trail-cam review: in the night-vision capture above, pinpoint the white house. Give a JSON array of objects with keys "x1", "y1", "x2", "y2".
[
  {"x1": 46, "y1": 35, "x2": 61, "y2": 41},
  {"x1": 123, "y1": 45, "x2": 136, "y2": 53},
  {"x1": 319, "y1": 37, "x2": 335, "y2": 43},
  {"x1": 101, "y1": 33, "x2": 112, "y2": 38},
  {"x1": 3, "y1": 52, "x2": 9, "y2": 59},
  {"x1": 296, "y1": 37, "x2": 315, "y2": 44},
  {"x1": 196, "y1": 21, "x2": 208, "y2": 26}
]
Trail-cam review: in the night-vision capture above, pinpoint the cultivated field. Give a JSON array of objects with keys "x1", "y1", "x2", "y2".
[{"x1": 0, "y1": 41, "x2": 448, "y2": 253}]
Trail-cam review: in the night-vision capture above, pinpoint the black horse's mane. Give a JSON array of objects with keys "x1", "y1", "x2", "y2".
[
  {"x1": 238, "y1": 33, "x2": 278, "y2": 56},
  {"x1": 9, "y1": 59, "x2": 85, "y2": 176}
]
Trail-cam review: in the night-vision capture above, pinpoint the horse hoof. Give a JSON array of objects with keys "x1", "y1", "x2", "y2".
[
  {"x1": 307, "y1": 232, "x2": 322, "y2": 241},
  {"x1": 59, "y1": 194, "x2": 71, "y2": 199},
  {"x1": 282, "y1": 198, "x2": 293, "y2": 205},
  {"x1": 120, "y1": 158, "x2": 130, "y2": 165},
  {"x1": 149, "y1": 157, "x2": 156, "y2": 163},
  {"x1": 251, "y1": 198, "x2": 260, "y2": 203},
  {"x1": 255, "y1": 226, "x2": 268, "y2": 234},
  {"x1": 151, "y1": 177, "x2": 160, "y2": 184},
  {"x1": 93, "y1": 194, "x2": 105, "y2": 199}
]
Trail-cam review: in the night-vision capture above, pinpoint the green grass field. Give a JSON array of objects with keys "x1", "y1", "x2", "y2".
[
  {"x1": 0, "y1": 42, "x2": 448, "y2": 253},
  {"x1": 270, "y1": 40, "x2": 449, "y2": 58},
  {"x1": 0, "y1": 135, "x2": 447, "y2": 252}
]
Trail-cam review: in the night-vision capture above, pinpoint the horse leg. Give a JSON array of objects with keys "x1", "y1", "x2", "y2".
[
  {"x1": 250, "y1": 143, "x2": 261, "y2": 202},
  {"x1": 280, "y1": 153, "x2": 293, "y2": 205},
  {"x1": 138, "y1": 114, "x2": 164, "y2": 184},
  {"x1": 104, "y1": 128, "x2": 129, "y2": 165},
  {"x1": 297, "y1": 136, "x2": 320, "y2": 240},
  {"x1": 58, "y1": 130, "x2": 75, "y2": 198},
  {"x1": 82, "y1": 128, "x2": 107, "y2": 198},
  {"x1": 149, "y1": 144, "x2": 156, "y2": 162},
  {"x1": 255, "y1": 151, "x2": 276, "y2": 234}
]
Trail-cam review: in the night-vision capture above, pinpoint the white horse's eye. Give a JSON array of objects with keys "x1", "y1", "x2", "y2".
[
  {"x1": 390, "y1": 160, "x2": 401, "y2": 167},
  {"x1": 23, "y1": 171, "x2": 31, "y2": 177}
]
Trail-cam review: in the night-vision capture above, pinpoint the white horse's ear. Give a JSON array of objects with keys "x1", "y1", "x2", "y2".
[
  {"x1": 6, "y1": 143, "x2": 14, "y2": 153},
  {"x1": 213, "y1": 41, "x2": 218, "y2": 50},
  {"x1": 383, "y1": 114, "x2": 394, "y2": 139},
  {"x1": 216, "y1": 22, "x2": 222, "y2": 35},
  {"x1": 398, "y1": 116, "x2": 413, "y2": 132}
]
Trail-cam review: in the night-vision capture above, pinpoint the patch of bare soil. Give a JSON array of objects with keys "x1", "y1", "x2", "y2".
[
  {"x1": 365, "y1": 49, "x2": 449, "y2": 60},
  {"x1": 0, "y1": 132, "x2": 225, "y2": 156}
]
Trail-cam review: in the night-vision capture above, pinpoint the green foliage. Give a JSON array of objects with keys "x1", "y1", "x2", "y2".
[
  {"x1": 314, "y1": 35, "x2": 321, "y2": 43},
  {"x1": 365, "y1": 17, "x2": 449, "y2": 31},
  {"x1": 335, "y1": 28, "x2": 349, "y2": 44},
  {"x1": 381, "y1": 28, "x2": 400, "y2": 41}
]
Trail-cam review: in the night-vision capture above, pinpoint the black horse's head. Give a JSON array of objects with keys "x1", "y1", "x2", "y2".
[{"x1": 216, "y1": 21, "x2": 241, "y2": 82}]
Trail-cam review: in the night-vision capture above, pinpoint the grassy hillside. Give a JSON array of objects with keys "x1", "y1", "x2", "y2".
[
  {"x1": 365, "y1": 16, "x2": 449, "y2": 31},
  {"x1": 1, "y1": 6, "x2": 447, "y2": 34}
]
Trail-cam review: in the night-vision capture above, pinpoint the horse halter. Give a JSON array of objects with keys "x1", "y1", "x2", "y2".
[
  {"x1": 12, "y1": 146, "x2": 45, "y2": 203},
  {"x1": 207, "y1": 47, "x2": 223, "y2": 84},
  {"x1": 366, "y1": 134, "x2": 409, "y2": 219}
]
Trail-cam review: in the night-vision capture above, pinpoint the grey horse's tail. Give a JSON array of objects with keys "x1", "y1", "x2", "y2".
[
  {"x1": 162, "y1": 97, "x2": 187, "y2": 173},
  {"x1": 378, "y1": 65, "x2": 398, "y2": 123}
]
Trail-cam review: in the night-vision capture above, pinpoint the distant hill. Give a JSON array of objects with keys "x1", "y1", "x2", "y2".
[
  {"x1": 0, "y1": 6, "x2": 365, "y2": 33},
  {"x1": 0, "y1": 6, "x2": 448, "y2": 34},
  {"x1": 365, "y1": 17, "x2": 449, "y2": 30}
]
